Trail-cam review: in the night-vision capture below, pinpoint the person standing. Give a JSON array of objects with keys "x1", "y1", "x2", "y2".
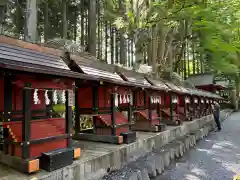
[{"x1": 212, "y1": 101, "x2": 221, "y2": 131}]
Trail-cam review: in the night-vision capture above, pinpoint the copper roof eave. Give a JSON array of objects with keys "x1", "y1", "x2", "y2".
[
  {"x1": 118, "y1": 81, "x2": 163, "y2": 91},
  {"x1": 140, "y1": 76, "x2": 221, "y2": 97},
  {"x1": 165, "y1": 84, "x2": 184, "y2": 95},
  {"x1": 101, "y1": 79, "x2": 166, "y2": 91},
  {"x1": 1, "y1": 61, "x2": 223, "y2": 99},
  {"x1": 109, "y1": 73, "x2": 166, "y2": 91},
  {"x1": 1, "y1": 61, "x2": 173, "y2": 91},
  {"x1": 0, "y1": 61, "x2": 101, "y2": 81},
  {"x1": 72, "y1": 70, "x2": 159, "y2": 90},
  {"x1": 144, "y1": 76, "x2": 172, "y2": 92},
  {"x1": 0, "y1": 35, "x2": 61, "y2": 57}
]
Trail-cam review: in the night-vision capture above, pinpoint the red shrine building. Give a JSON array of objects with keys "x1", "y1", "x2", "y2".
[{"x1": 0, "y1": 36, "x2": 223, "y2": 174}]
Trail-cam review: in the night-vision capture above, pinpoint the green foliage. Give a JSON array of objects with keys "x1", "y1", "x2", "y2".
[
  {"x1": 190, "y1": 0, "x2": 240, "y2": 75},
  {"x1": 53, "y1": 104, "x2": 75, "y2": 113}
]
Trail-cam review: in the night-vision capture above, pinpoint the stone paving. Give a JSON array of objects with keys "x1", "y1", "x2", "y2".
[{"x1": 155, "y1": 112, "x2": 240, "y2": 180}]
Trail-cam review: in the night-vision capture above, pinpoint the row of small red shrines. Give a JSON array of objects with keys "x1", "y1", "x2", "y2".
[{"x1": 0, "y1": 36, "x2": 223, "y2": 173}]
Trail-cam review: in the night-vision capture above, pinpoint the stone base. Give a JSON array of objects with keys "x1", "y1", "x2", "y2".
[
  {"x1": 73, "y1": 133, "x2": 123, "y2": 144},
  {"x1": 101, "y1": 109, "x2": 232, "y2": 180},
  {"x1": 161, "y1": 118, "x2": 181, "y2": 126},
  {"x1": 0, "y1": 152, "x2": 39, "y2": 174},
  {"x1": 0, "y1": 109, "x2": 232, "y2": 180},
  {"x1": 131, "y1": 122, "x2": 166, "y2": 132}
]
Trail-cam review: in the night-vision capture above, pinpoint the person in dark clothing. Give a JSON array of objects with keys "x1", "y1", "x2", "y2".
[{"x1": 212, "y1": 101, "x2": 221, "y2": 131}]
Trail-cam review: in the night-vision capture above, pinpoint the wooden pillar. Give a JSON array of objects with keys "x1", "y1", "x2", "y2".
[
  {"x1": 88, "y1": 0, "x2": 97, "y2": 56},
  {"x1": 46, "y1": 90, "x2": 53, "y2": 118},
  {"x1": 128, "y1": 102, "x2": 132, "y2": 130},
  {"x1": 4, "y1": 73, "x2": 12, "y2": 118},
  {"x1": 148, "y1": 95, "x2": 152, "y2": 122},
  {"x1": 143, "y1": 90, "x2": 147, "y2": 109},
  {"x1": 183, "y1": 96, "x2": 186, "y2": 116},
  {"x1": 74, "y1": 86, "x2": 80, "y2": 133},
  {"x1": 2, "y1": 72, "x2": 13, "y2": 153},
  {"x1": 157, "y1": 102, "x2": 161, "y2": 124},
  {"x1": 192, "y1": 96, "x2": 195, "y2": 117},
  {"x1": 92, "y1": 85, "x2": 98, "y2": 112},
  {"x1": 198, "y1": 97, "x2": 201, "y2": 117},
  {"x1": 170, "y1": 93, "x2": 173, "y2": 121},
  {"x1": 111, "y1": 93, "x2": 116, "y2": 136},
  {"x1": 176, "y1": 96, "x2": 179, "y2": 115},
  {"x1": 65, "y1": 90, "x2": 73, "y2": 148},
  {"x1": 22, "y1": 83, "x2": 32, "y2": 159},
  {"x1": 163, "y1": 92, "x2": 167, "y2": 105},
  {"x1": 92, "y1": 85, "x2": 98, "y2": 134},
  {"x1": 133, "y1": 90, "x2": 137, "y2": 110},
  {"x1": 0, "y1": 120, "x2": 3, "y2": 151}
]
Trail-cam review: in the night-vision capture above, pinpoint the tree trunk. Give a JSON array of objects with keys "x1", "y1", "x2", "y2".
[
  {"x1": 167, "y1": 43, "x2": 173, "y2": 79},
  {"x1": 147, "y1": 40, "x2": 152, "y2": 66},
  {"x1": 25, "y1": 0, "x2": 37, "y2": 42},
  {"x1": 157, "y1": 28, "x2": 167, "y2": 65},
  {"x1": 164, "y1": 31, "x2": 174, "y2": 68},
  {"x1": 133, "y1": 34, "x2": 144, "y2": 71},
  {"x1": 97, "y1": 0, "x2": 101, "y2": 59},
  {"x1": 44, "y1": 0, "x2": 49, "y2": 41},
  {"x1": 0, "y1": 8, "x2": 3, "y2": 33},
  {"x1": 173, "y1": 20, "x2": 188, "y2": 72},
  {"x1": 80, "y1": 0, "x2": 85, "y2": 46},
  {"x1": 62, "y1": 0, "x2": 68, "y2": 39},
  {"x1": 115, "y1": 29, "x2": 119, "y2": 64},
  {"x1": 183, "y1": 45, "x2": 187, "y2": 79},
  {"x1": 105, "y1": 22, "x2": 108, "y2": 63},
  {"x1": 110, "y1": 24, "x2": 114, "y2": 64},
  {"x1": 73, "y1": 11, "x2": 77, "y2": 41},
  {"x1": 192, "y1": 41, "x2": 196, "y2": 75},
  {"x1": 151, "y1": 27, "x2": 158, "y2": 77},
  {"x1": 88, "y1": 0, "x2": 97, "y2": 56},
  {"x1": 187, "y1": 40, "x2": 190, "y2": 76},
  {"x1": 15, "y1": 0, "x2": 24, "y2": 37},
  {"x1": 119, "y1": 0, "x2": 126, "y2": 65}
]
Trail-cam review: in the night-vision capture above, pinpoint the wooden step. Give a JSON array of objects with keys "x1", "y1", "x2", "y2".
[
  {"x1": 3, "y1": 119, "x2": 67, "y2": 158},
  {"x1": 96, "y1": 112, "x2": 130, "y2": 136}
]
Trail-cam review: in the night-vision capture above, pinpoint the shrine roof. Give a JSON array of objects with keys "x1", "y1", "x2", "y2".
[
  {"x1": 115, "y1": 66, "x2": 151, "y2": 87},
  {"x1": 0, "y1": 36, "x2": 90, "y2": 79},
  {"x1": 70, "y1": 53, "x2": 124, "y2": 82},
  {"x1": 164, "y1": 82, "x2": 184, "y2": 94},
  {"x1": 0, "y1": 43, "x2": 69, "y2": 70},
  {"x1": 145, "y1": 77, "x2": 170, "y2": 91},
  {"x1": 177, "y1": 86, "x2": 190, "y2": 94},
  {"x1": 187, "y1": 73, "x2": 229, "y2": 88},
  {"x1": 190, "y1": 88, "x2": 222, "y2": 99},
  {"x1": 187, "y1": 73, "x2": 215, "y2": 86}
]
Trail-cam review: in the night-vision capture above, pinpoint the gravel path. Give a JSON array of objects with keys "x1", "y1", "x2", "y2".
[{"x1": 155, "y1": 112, "x2": 240, "y2": 180}]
